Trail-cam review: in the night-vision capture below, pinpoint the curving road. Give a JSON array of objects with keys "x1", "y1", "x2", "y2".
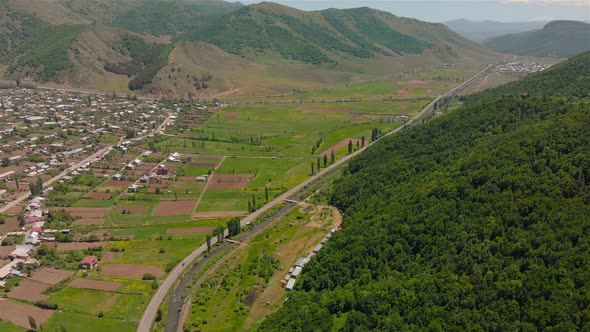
[{"x1": 137, "y1": 63, "x2": 494, "y2": 332}]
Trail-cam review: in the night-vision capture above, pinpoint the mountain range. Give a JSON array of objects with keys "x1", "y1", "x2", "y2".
[
  {"x1": 484, "y1": 20, "x2": 590, "y2": 58},
  {"x1": 0, "y1": 0, "x2": 497, "y2": 96},
  {"x1": 444, "y1": 19, "x2": 549, "y2": 42}
]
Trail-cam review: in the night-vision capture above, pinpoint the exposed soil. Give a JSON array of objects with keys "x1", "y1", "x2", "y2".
[
  {"x1": 0, "y1": 217, "x2": 19, "y2": 233},
  {"x1": 69, "y1": 278, "x2": 122, "y2": 292},
  {"x1": 55, "y1": 207, "x2": 108, "y2": 218},
  {"x1": 225, "y1": 112, "x2": 240, "y2": 120},
  {"x1": 0, "y1": 246, "x2": 13, "y2": 259},
  {"x1": 72, "y1": 218, "x2": 105, "y2": 226},
  {"x1": 152, "y1": 200, "x2": 197, "y2": 216},
  {"x1": 166, "y1": 227, "x2": 214, "y2": 234},
  {"x1": 101, "y1": 264, "x2": 164, "y2": 279},
  {"x1": 0, "y1": 299, "x2": 54, "y2": 329},
  {"x1": 30, "y1": 268, "x2": 73, "y2": 285},
  {"x1": 8, "y1": 280, "x2": 51, "y2": 302},
  {"x1": 102, "y1": 180, "x2": 135, "y2": 187},
  {"x1": 118, "y1": 205, "x2": 149, "y2": 214},
  {"x1": 101, "y1": 251, "x2": 118, "y2": 262},
  {"x1": 243, "y1": 288, "x2": 260, "y2": 306},
  {"x1": 50, "y1": 241, "x2": 108, "y2": 251},
  {"x1": 84, "y1": 192, "x2": 112, "y2": 200},
  {"x1": 208, "y1": 173, "x2": 254, "y2": 190}
]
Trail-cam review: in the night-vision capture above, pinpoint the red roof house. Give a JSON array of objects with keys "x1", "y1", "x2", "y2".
[{"x1": 79, "y1": 255, "x2": 98, "y2": 270}]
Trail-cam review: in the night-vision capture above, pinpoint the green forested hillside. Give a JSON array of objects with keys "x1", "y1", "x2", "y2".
[
  {"x1": 259, "y1": 51, "x2": 590, "y2": 331},
  {"x1": 111, "y1": 1, "x2": 241, "y2": 36},
  {"x1": 0, "y1": 6, "x2": 83, "y2": 81},
  {"x1": 484, "y1": 20, "x2": 590, "y2": 58},
  {"x1": 177, "y1": 5, "x2": 436, "y2": 65}
]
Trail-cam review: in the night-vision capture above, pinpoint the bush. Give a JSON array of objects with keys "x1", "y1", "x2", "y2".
[
  {"x1": 143, "y1": 273, "x2": 156, "y2": 281},
  {"x1": 34, "y1": 301, "x2": 58, "y2": 310}
]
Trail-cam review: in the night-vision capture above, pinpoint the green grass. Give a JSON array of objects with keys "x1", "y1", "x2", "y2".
[
  {"x1": 0, "y1": 320, "x2": 24, "y2": 332},
  {"x1": 112, "y1": 220, "x2": 225, "y2": 240},
  {"x1": 186, "y1": 207, "x2": 329, "y2": 331},
  {"x1": 196, "y1": 190, "x2": 251, "y2": 212},
  {"x1": 104, "y1": 239, "x2": 204, "y2": 267},
  {"x1": 41, "y1": 311, "x2": 136, "y2": 332},
  {"x1": 50, "y1": 287, "x2": 146, "y2": 320}
]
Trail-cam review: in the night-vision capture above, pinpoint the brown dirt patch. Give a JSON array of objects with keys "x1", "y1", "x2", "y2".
[
  {"x1": 397, "y1": 80, "x2": 430, "y2": 86},
  {"x1": 0, "y1": 246, "x2": 13, "y2": 259},
  {"x1": 166, "y1": 227, "x2": 214, "y2": 234},
  {"x1": 30, "y1": 268, "x2": 73, "y2": 285},
  {"x1": 0, "y1": 217, "x2": 19, "y2": 233},
  {"x1": 320, "y1": 138, "x2": 361, "y2": 156},
  {"x1": 4, "y1": 205, "x2": 24, "y2": 215},
  {"x1": 56, "y1": 207, "x2": 108, "y2": 218},
  {"x1": 0, "y1": 299, "x2": 54, "y2": 329},
  {"x1": 118, "y1": 205, "x2": 149, "y2": 214},
  {"x1": 73, "y1": 218, "x2": 105, "y2": 226},
  {"x1": 8, "y1": 280, "x2": 51, "y2": 302},
  {"x1": 193, "y1": 211, "x2": 247, "y2": 219},
  {"x1": 102, "y1": 180, "x2": 135, "y2": 187},
  {"x1": 152, "y1": 200, "x2": 196, "y2": 216},
  {"x1": 51, "y1": 242, "x2": 107, "y2": 251},
  {"x1": 149, "y1": 180, "x2": 172, "y2": 188},
  {"x1": 84, "y1": 192, "x2": 112, "y2": 200},
  {"x1": 101, "y1": 264, "x2": 164, "y2": 279},
  {"x1": 101, "y1": 251, "x2": 118, "y2": 262},
  {"x1": 243, "y1": 288, "x2": 260, "y2": 306},
  {"x1": 208, "y1": 173, "x2": 254, "y2": 190},
  {"x1": 225, "y1": 111, "x2": 240, "y2": 120},
  {"x1": 69, "y1": 278, "x2": 122, "y2": 292}
]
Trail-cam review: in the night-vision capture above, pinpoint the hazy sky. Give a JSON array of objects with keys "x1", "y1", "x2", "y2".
[{"x1": 239, "y1": 0, "x2": 590, "y2": 22}]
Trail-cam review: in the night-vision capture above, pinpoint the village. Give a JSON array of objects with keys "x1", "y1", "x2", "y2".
[
  {"x1": 494, "y1": 60, "x2": 551, "y2": 74},
  {"x1": 0, "y1": 87, "x2": 205, "y2": 296}
]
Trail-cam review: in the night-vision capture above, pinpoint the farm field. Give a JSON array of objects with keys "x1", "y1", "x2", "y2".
[
  {"x1": 0, "y1": 96, "x2": 428, "y2": 331},
  {"x1": 225, "y1": 67, "x2": 472, "y2": 102},
  {"x1": 184, "y1": 205, "x2": 340, "y2": 332}
]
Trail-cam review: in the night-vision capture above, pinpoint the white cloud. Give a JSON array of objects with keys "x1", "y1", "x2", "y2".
[{"x1": 502, "y1": 0, "x2": 590, "y2": 7}]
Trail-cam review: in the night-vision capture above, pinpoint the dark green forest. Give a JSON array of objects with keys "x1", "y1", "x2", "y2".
[
  {"x1": 259, "y1": 54, "x2": 590, "y2": 330},
  {"x1": 104, "y1": 35, "x2": 173, "y2": 91}
]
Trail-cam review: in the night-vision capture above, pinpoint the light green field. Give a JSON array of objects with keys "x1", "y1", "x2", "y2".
[
  {"x1": 186, "y1": 207, "x2": 334, "y2": 331},
  {"x1": 196, "y1": 190, "x2": 252, "y2": 212},
  {"x1": 104, "y1": 239, "x2": 205, "y2": 267},
  {"x1": 41, "y1": 311, "x2": 135, "y2": 332},
  {"x1": 0, "y1": 320, "x2": 24, "y2": 332},
  {"x1": 50, "y1": 287, "x2": 147, "y2": 320}
]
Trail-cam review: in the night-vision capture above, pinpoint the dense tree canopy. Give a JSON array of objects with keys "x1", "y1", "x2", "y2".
[{"x1": 259, "y1": 54, "x2": 590, "y2": 331}]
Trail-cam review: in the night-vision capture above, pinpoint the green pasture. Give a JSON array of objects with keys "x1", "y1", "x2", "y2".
[
  {"x1": 196, "y1": 190, "x2": 252, "y2": 212},
  {"x1": 41, "y1": 311, "x2": 135, "y2": 332},
  {"x1": 103, "y1": 238, "x2": 204, "y2": 267}
]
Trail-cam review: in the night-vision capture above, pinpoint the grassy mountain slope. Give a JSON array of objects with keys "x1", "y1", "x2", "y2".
[
  {"x1": 484, "y1": 20, "x2": 590, "y2": 58},
  {"x1": 445, "y1": 19, "x2": 548, "y2": 42},
  {"x1": 111, "y1": 0, "x2": 242, "y2": 36},
  {"x1": 0, "y1": 1, "x2": 498, "y2": 94},
  {"x1": 259, "y1": 46, "x2": 590, "y2": 331},
  {"x1": 177, "y1": 4, "x2": 477, "y2": 66}
]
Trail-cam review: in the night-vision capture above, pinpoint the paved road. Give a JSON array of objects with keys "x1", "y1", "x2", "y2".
[
  {"x1": 137, "y1": 63, "x2": 494, "y2": 332},
  {"x1": 0, "y1": 113, "x2": 173, "y2": 214}
]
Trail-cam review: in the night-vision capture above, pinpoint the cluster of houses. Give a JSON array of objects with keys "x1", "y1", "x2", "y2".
[
  {"x1": 283, "y1": 230, "x2": 334, "y2": 291},
  {"x1": 0, "y1": 88, "x2": 175, "y2": 209},
  {"x1": 495, "y1": 61, "x2": 551, "y2": 74}
]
